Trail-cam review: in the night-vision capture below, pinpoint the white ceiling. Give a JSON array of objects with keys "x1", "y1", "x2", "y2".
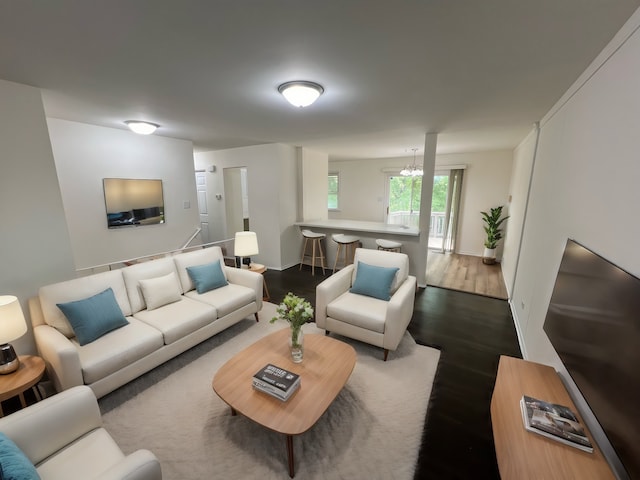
[{"x1": 1, "y1": 1, "x2": 638, "y2": 159}]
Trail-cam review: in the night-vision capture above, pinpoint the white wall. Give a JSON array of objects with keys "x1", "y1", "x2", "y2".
[
  {"x1": 512, "y1": 9, "x2": 640, "y2": 367},
  {"x1": 194, "y1": 143, "x2": 300, "y2": 270},
  {"x1": 436, "y1": 151, "x2": 513, "y2": 257},
  {"x1": 328, "y1": 157, "x2": 401, "y2": 222},
  {"x1": 0, "y1": 80, "x2": 76, "y2": 354},
  {"x1": 329, "y1": 150, "x2": 514, "y2": 257},
  {"x1": 298, "y1": 147, "x2": 328, "y2": 221},
  {"x1": 502, "y1": 128, "x2": 538, "y2": 300},
  {"x1": 47, "y1": 119, "x2": 200, "y2": 269},
  {"x1": 510, "y1": 11, "x2": 640, "y2": 477}
]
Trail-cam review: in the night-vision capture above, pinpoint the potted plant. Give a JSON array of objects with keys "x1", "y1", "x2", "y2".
[
  {"x1": 270, "y1": 292, "x2": 314, "y2": 363},
  {"x1": 481, "y1": 206, "x2": 509, "y2": 265}
]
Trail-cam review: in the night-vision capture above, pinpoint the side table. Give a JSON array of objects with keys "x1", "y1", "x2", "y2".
[
  {"x1": 0, "y1": 355, "x2": 46, "y2": 417},
  {"x1": 247, "y1": 263, "x2": 271, "y2": 301}
]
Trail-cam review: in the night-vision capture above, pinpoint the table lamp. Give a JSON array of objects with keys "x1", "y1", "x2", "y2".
[
  {"x1": 234, "y1": 231, "x2": 259, "y2": 268},
  {"x1": 0, "y1": 296, "x2": 27, "y2": 374}
]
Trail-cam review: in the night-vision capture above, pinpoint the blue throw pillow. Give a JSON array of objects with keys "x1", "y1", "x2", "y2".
[
  {"x1": 186, "y1": 261, "x2": 228, "y2": 294},
  {"x1": 57, "y1": 288, "x2": 129, "y2": 346},
  {"x1": 0, "y1": 432, "x2": 40, "y2": 480},
  {"x1": 350, "y1": 261, "x2": 399, "y2": 301}
]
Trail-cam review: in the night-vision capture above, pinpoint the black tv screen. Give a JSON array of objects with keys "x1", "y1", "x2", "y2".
[
  {"x1": 543, "y1": 239, "x2": 640, "y2": 479},
  {"x1": 103, "y1": 178, "x2": 165, "y2": 228}
]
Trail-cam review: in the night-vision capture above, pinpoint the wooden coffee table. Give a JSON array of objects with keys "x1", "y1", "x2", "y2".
[{"x1": 212, "y1": 327, "x2": 356, "y2": 477}]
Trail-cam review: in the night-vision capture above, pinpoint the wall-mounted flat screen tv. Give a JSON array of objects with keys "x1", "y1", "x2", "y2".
[
  {"x1": 103, "y1": 178, "x2": 165, "y2": 228},
  {"x1": 543, "y1": 239, "x2": 640, "y2": 479}
]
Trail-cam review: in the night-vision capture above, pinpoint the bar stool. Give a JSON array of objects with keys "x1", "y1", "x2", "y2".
[
  {"x1": 332, "y1": 234, "x2": 360, "y2": 273},
  {"x1": 299, "y1": 230, "x2": 326, "y2": 276},
  {"x1": 376, "y1": 239, "x2": 402, "y2": 253}
]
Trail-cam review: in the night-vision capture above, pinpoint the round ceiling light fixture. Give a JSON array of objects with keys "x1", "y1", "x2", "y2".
[
  {"x1": 124, "y1": 120, "x2": 159, "y2": 135},
  {"x1": 277, "y1": 81, "x2": 324, "y2": 107}
]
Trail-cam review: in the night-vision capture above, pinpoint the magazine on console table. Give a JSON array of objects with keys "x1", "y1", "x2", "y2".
[
  {"x1": 520, "y1": 395, "x2": 593, "y2": 452},
  {"x1": 252, "y1": 364, "x2": 300, "y2": 401}
]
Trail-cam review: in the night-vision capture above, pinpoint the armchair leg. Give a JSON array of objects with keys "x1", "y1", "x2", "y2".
[
  {"x1": 383, "y1": 349, "x2": 389, "y2": 361},
  {"x1": 254, "y1": 313, "x2": 259, "y2": 322},
  {"x1": 325, "y1": 330, "x2": 330, "y2": 336}
]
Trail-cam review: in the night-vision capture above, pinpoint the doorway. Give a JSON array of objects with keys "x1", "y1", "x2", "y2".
[{"x1": 223, "y1": 167, "x2": 249, "y2": 236}]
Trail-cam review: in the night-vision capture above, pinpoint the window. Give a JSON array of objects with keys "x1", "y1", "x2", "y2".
[{"x1": 328, "y1": 173, "x2": 339, "y2": 210}]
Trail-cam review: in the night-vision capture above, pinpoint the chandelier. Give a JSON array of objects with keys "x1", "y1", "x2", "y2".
[{"x1": 400, "y1": 148, "x2": 423, "y2": 176}]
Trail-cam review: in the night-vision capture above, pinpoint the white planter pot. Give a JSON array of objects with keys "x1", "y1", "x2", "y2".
[{"x1": 483, "y1": 247, "x2": 496, "y2": 265}]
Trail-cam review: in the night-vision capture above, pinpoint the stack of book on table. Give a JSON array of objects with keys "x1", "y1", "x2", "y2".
[
  {"x1": 252, "y1": 363, "x2": 300, "y2": 401},
  {"x1": 520, "y1": 395, "x2": 593, "y2": 452}
]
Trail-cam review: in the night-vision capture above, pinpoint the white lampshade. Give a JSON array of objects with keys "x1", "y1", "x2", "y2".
[
  {"x1": 0, "y1": 296, "x2": 27, "y2": 344},
  {"x1": 278, "y1": 81, "x2": 324, "y2": 107},
  {"x1": 234, "y1": 231, "x2": 259, "y2": 257},
  {"x1": 124, "y1": 120, "x2": 159, "y2": 135}
]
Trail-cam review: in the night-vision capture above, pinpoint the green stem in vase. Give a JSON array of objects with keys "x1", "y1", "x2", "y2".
[{"x1": 291, "y1": 327, "x2": 302, "y2": 348}]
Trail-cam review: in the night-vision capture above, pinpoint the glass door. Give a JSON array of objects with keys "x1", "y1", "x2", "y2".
[
  {"x1": 429, "y1": 174, "x2": 449, "y2": 250},
  {"x1": 386, "y1": 175, "x2": 422, "y2": 227}
]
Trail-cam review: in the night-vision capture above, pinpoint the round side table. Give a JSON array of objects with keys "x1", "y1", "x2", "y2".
[
  {"x1": 0, "y1": 355, "x2": 45, "y2": 417},
  {"x1": 248, "y1": 263, "x2": 271, "y2": 301}
]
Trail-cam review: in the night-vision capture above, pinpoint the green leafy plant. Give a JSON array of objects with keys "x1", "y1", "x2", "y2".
[
  {"x1": 481, "y1": 206, "x2": 509, "y2": 249},
  {"x1": 270, "y1": 292, "x2": 314, "y2": 348}
]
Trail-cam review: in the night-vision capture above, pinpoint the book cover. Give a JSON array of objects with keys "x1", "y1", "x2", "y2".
[
  {"x1": 521, "y1": 395, "x2": 593, "y2": 452},
  {"x1": 253, "y1": 364, "x2": 300, "y2": 393},
  {"x1": 253, "y1": 378, "x2": 300, "y2": 401}
]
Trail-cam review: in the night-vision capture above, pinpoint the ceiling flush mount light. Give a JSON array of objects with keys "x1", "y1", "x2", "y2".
[
  {"x1": 278, "y1": 81, "x2": 324, "y2": 107},
  {"x1": 400, "y1": 148, "x2": 423, "y2": 177},
  {"x1": 124, "y1": 120, "x2": 159, "y2": 135}
]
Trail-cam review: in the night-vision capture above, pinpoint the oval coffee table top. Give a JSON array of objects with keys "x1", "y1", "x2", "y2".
[{"x1": 212, "y1": 326, "x2": 356, "y2": 436}]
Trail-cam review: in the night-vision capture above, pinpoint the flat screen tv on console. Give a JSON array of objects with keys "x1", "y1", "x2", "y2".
[
  {"x1": 103, "y1": 178, "x2": 165, "y2": 229},
  {"x1": 544, "y1": 239, "x2": 640, "y2": 479}
]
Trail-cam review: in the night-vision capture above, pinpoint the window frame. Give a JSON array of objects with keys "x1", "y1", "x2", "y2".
[{"x1": 328, "y1": 172, "x2": 339, "y2": 211}]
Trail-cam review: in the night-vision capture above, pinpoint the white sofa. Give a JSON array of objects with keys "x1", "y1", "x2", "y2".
[
  {"x1": 0, "y1": 385, "x2": 161, "y2": 480},
  {"x1": 29, "y1": 246, "x2": 263, "y2": 398},
  {"x1": 315, "y1": 248, "x2": 416, "y2": 361}
]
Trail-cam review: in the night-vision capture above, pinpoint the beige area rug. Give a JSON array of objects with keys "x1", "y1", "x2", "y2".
[{"x1": 100, "y1": 303, "x2": 440, "y2": 480}]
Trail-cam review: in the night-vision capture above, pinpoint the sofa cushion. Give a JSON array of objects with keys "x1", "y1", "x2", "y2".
[
  {"x1": 326, "y1": 291, "x2": 387, "y2": 333},
  {"x1": 57, "y1": 288, "x2": 129, "y2": 346},
  {"x1": 350, "y1": 261, "x2": 399, "y2": 301},
  {"x1": 352, "y1": 248, "x2": 409, "y2": 295},
  {"x1": 186, "y1": 261, "x2": 228, "y2": 294},
  {"x1": 172, "y1": 247, "x2": 227, "y2": 293},
  {"x1": 121, "y1": 257, "x2": 181, "y2": 313},
  {"x1": 0, "y1": 432, "x2": 40, "y2": 480},
  {"x1": 185, "y1": 283, "x2": 255, "y2": 318},
  {"x1": 38, "y1": 270, "x2": 131, "y2": 338},
  {"x1": 76, "y1": 318, "x2": 164, "y2": 384},
  {"x1": 133, "y1": 297, "x2": 218, "y2": 344},
  {"x1": 35, "y1": 429, "x2": 124, "y2": 480},
  {"x1": 138, "y1": 272, "x2": 182, "y2": 311}
]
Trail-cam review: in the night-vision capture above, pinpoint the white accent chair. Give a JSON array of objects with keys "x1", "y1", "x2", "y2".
[
  {"x1": 316, "y1": 248, "x2": 417, "y2": 361},
  {"x1": 0, "y1": 386, "x2": 162, "y2": 480}
]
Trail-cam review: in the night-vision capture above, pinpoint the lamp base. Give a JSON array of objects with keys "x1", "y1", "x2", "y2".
[{"x1": 0, "y1": 343, "x2": 20, "y2": 374}]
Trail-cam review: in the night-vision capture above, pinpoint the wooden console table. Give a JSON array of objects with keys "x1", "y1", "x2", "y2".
[{"x1": 491, "y1": 355, "x2": 615, "y2": 480}]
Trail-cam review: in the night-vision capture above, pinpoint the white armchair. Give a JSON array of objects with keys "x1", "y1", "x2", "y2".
[
  {"x1": 0, "y1": 386, "x2": 161, "y2": 480},
  {"x1": 316, "y1": 248, "x2": 417, "y2": 360}
]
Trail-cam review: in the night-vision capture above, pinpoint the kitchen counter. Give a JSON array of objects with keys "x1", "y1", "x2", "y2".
[
  {"x1": 295, "y1": 219, "x2": 423, "y2": 279},
  {"x1": 295, "y1": 219, "x2": 419, "y2": 237}
]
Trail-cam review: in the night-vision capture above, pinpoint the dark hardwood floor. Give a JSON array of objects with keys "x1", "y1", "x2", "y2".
[{"x1": 265, "y1": 264, "x2": 522, "y2": 480}]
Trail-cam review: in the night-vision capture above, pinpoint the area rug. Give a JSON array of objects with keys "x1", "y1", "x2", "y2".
[{"x1": 100, "y1": 302, "x2": 440, "y2": 480}]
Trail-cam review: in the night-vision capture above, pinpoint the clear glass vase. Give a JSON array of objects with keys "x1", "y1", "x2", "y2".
[{"x1": 289, "y1": 326, "x2": 304, "y2": 363}]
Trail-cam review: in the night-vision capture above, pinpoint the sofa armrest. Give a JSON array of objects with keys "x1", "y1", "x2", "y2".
[
  {"x1": 93, "y1": 449, "x2": 162, "y2": 480},
  {"x1": 383, "y1": 275, "x2": 417, "y2": 351},
  {"x1": 34, "y1": 323, "x2": 83, "y2": 393},
  {"x1": 315, "y1": 265, "x2": 354, "y2": 329},
  {"x1": 0, "y1": 386, "x2": 102, "y2": 465},
  {"x1": 224, "y1": 266, "x2": 263, "y2": 311}
]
